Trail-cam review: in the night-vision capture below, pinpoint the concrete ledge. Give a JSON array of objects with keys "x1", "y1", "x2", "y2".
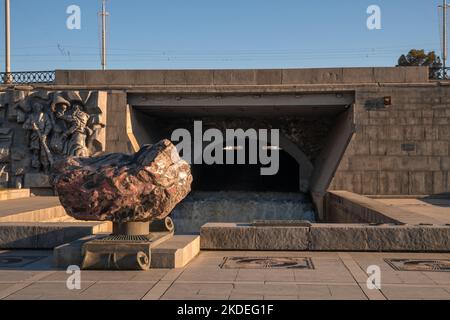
[
  {"x1": 326, "y1": 191, "x2": 444, "y2": 225},
  {"x1": 0, "y1": 197, "x2": 66, "y2": 222},
  {"x1": 54, "y1": 235, "x2": 200, "y2": 269},
  {"x1": 0, "y1": 189, "x2": 30, "y2": 201},
  {"x1": 200, "y1": 223, "x2": 450, "y2": 252},
  {"x1": 200, "y1": 223, "x2": 256, "y2": 250},
  {"x1": 309, "y1": 224, "x2": 450, "y2": 252},
  {"x1": 0, "y1": 222, "x2": 112, "y2": 249},
  {"x1": 55, "y1": 67, "x2": 430, "y2": 86},
  {"x1": 201, "y1": 223, "x2": 309, "y2": 251}
]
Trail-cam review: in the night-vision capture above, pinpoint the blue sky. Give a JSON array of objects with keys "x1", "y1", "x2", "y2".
[{"x1": 0, "y1": 0, "x2": 445, "y2": 71}]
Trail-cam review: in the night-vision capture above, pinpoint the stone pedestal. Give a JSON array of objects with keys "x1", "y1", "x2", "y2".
[
  {"x1": 81, "y1": 231, "x2": 173, "y2": 271},
  {"x1": 81, "y1": 221, "x2": 174, "y2": 271}
]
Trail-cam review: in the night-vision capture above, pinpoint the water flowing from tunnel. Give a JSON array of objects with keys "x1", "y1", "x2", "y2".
[{"x1": 171, "y1": 191, "x2": 317, "y2": 234}]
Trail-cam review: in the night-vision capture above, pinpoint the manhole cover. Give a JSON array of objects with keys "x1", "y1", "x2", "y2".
[
  {"x1": 385, "y1": 259, "x2": 450, "y2": 272},
  {"x1": 0, "y1": 256, "x2": 47, "y2": 268},
  {"x1": 220, "y1": 257, "x2": 314, "y2": 270}
]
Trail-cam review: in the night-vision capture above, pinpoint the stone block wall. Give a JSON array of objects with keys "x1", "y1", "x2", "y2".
[
  {"x1": 102, "y1": 83, "x2": 450, "y2": 196},
  {"x1": 330, "y1": 85, "x2": 450, "y2": 195},
  {"x1": 105, "y1": 91, "x2": 131, "y2": 153},
  {"x1": 2, "y1": 68, "x2": 448, "y2": 197}
]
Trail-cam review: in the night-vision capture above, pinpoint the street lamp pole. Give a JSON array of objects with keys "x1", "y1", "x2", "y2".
[
  {"x1": 100, "y1": 0, "x2": 107, "y2": 70},
  {"x1": 444, "y1": 0, "x2": 447, "y2": 77},
  {"x1": 4, "y1": 0, "x2": 11, "y2": 83}
]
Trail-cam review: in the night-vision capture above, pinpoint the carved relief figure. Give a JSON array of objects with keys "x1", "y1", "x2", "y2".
[
  {"x1": 22, "y1": 102, "x2": 53, "y2": 171},
  {"x1": 58, "y1": 104, "x2": 92, "y2": 157},
  {"x1": 49, "y1": 95, "x2": 71, "y2": 155},
  {"x1": 1, "y1": 89, "x2": 106, "y2": 188}
]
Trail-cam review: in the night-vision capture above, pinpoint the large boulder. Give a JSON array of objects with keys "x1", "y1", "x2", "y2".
[{"x1": 51, "y1": 139, "x2": 192, "y2": 222}]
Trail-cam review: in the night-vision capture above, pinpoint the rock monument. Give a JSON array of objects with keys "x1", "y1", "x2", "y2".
[{"x1": 51, "y1": 139, "x2": 193, "y2": 270}]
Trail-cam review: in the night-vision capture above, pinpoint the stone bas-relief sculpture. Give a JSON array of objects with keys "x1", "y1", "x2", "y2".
[
  {"x1": 50, "y1": 139, "x2": 193, "y2": 270},
  {"x1": 22, "y1": 102, "x2": 53, "y2": 171},
  {"x1": 0, "y1": 89, "x2": 106, "y2": 189},
  {"x1": 51, "y1": 139, "x2": 193, "y2": 223}
]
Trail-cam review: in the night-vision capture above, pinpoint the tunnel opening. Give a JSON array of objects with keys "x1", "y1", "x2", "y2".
[
  {"x1": 192, "y1": 149, "x2": 300, "y2": 192},
  {"x1": 127, "y1": 92, "x2": 355, "y2": 233}
]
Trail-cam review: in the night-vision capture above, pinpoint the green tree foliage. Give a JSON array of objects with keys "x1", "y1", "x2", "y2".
[{"x1": 397, "y1": 49, "x2": 442, "y2": 79}]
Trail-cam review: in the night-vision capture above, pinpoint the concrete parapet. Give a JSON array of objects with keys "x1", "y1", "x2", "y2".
[{"x1": 55, "y1": 67, "x2": 430, "y2": 87}]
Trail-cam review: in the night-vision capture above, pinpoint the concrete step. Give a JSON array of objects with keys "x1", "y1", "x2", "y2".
[
  {"x1": 0, "y1": 189, "x2": 31, "y2": 201},
  {"x1": 0, "y1": 221, "x2": 112, "y2": 249},
  {"x1": 0, "y1": 197, "x2": 67, "y2": 222},
  {"x1": 42, "y1": 216, "x2": 77, "y2": 223},
  {"x1": 151, "y1": 235, "x2": 200, "y2": 269}
]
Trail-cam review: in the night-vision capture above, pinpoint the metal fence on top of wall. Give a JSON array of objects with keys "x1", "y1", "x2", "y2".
[{"x1": 1, "y1": 71, "x2": 55, "y2": 85}]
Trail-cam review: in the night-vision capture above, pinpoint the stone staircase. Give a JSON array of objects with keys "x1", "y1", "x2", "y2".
[
  {"x1": 0, "y1": 190, "x2": 111, "y2": 249},
  {"x1": 0, "y1": 188, "x2": 31, "y2": 201}
]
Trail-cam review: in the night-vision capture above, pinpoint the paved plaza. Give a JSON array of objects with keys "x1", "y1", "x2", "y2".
[{"x1": 0, "y1": 250, "x2": 449, "y2": 300}]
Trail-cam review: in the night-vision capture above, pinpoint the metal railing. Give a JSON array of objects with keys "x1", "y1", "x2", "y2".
[
  {"x1": 429, "y1": 67, "x2": 450, "y2": 80},
  {"x1": 0, "y1": 71, "x2": 55, "y2": 85}
]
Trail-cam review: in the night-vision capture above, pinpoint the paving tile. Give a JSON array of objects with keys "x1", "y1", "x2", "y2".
[
  {"x1": 4, "y1": 282, "x2": 94, "y2": 300},
  {"x1": 164, "y1": 282, "x2": 234, "y2": 296},
  {"x1": 328, "y1": 285, "x2": 368, "y2": 300},
  {"x1": 232, "y1": 283, "x2": 299, "y2": 296},
  {"x1": 421, "y1": 272, "x2": 450, "y2": 285},
  {"x1": 229, "y1": 294, "x2": 264, "y2": 300},
  {"x1": 177, "y1": 268, "x2": 238, "y2": 282},
  {"x1": 352, "y1": 256, "x2": 440, "y2": 285},
  {"x1": 79, "y1": 282, "x2": 156, "y2": 300},
  {"x1": 0, "y1": 271, "x2": 41, "y2": 282},
  {"x1": 161, "y1": 294, "x2": 229, "y2": 300},
  {"x1": 39, "y1": 270, "x2": 139, "y2": 282},
  {"x1": 297, "y1": 284, "x2": 333, "y2": 300},
  {"x1": 129, "y1": 269, "x2": 169, "y2": 282},
  {"x1": 0, "y1": 283, "x2": 15, "y2": 292},
  {"x1": 297, "y1": 284, "x2": 367, "y2": 300},
  {"x1": 187, "y1": 257, "x2": 226, "y2": 268},
  {"x1": 293, "y1": 270, "x2": 356, "y2": 284},
  {"x1": 236, "y1": 269, "x2": 295, "y2": 282},
  {"x1": 82, "y1": 271, "x2": 142, "y2": 282},
  {"x1": 264, "y1": 295, "x2": 298, "y2": 300},
  {"x1": 381, "y1": 286, "x2": 450, "y2": 300}
]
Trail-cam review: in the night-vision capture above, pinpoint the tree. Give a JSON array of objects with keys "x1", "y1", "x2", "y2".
[{"x1": 397, "y1": 49, "x2": 442, "y2": 78}]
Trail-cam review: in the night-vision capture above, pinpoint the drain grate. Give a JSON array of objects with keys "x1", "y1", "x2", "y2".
[
  {"x1": 220, "y1": 257, "x2": 314, "y2": 270},
  {"x1": 385, "y1": 259, "x2": 450, "y2": 272},
  {"x1": 95, "y1": 234, "x2": 155, "y2": 243},
  {"x1": 0, "y1": 256, "x2": 47, "y2": 268}
]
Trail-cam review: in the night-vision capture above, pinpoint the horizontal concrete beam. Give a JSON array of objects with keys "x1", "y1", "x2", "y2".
[
  {"x1": 55, "y1": 67, "x2": 429, "y2": 86},
  {"x1": 129, "y1": 93, "x2": 355, "y2": 107},
  {"x1": 200, "y1": 222, "x2": 450, "y2": 252}
]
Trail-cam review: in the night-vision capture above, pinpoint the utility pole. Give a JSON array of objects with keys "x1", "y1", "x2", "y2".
[
  {"x1": 441, "y1": 0, "x2": 449, "y2": 78},
  {"x1": 4, "y1": 0, "x2": 11, "y2": 83},
  {"x1": 99, "y1": 0, "x2": 109, "y2": 70}
]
